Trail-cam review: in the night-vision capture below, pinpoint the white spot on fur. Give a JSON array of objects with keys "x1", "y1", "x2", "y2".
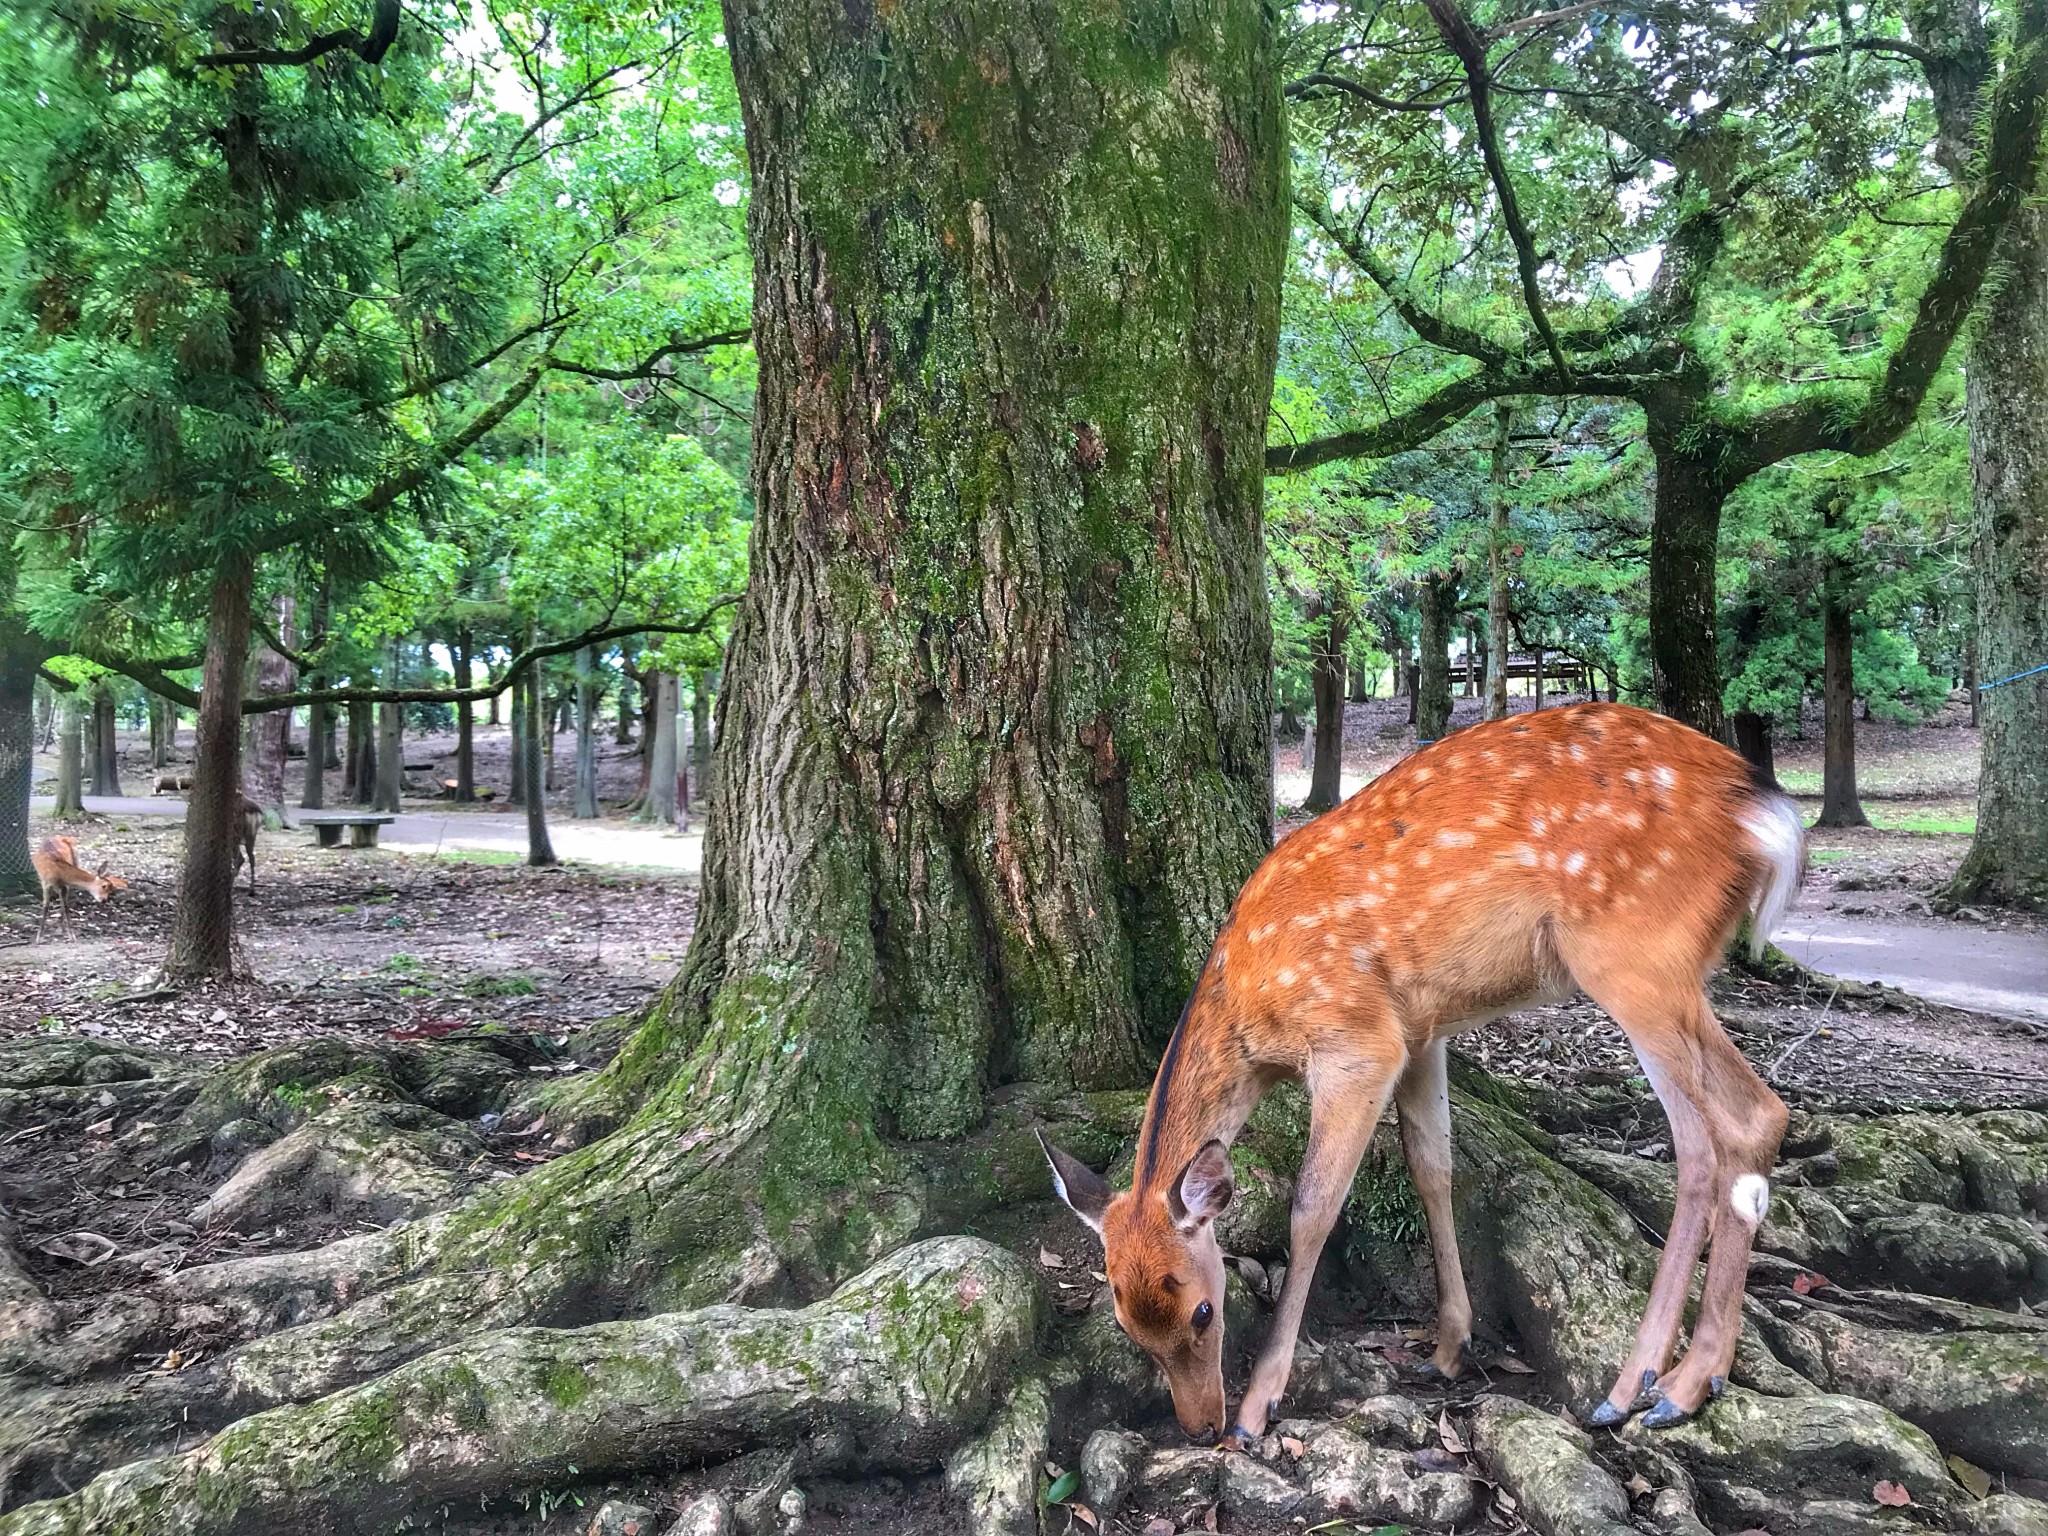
[
  {"x1": 1277, "y1": 967, "x2": 1297, "y2": 985},
  {"x1": 1530, "y1": 817, "x2": 1547, "y2": 836},
  {"x1": 1412, "y1": 767, "x2": 1433, "y2": 783},
  {"x1": 1730, "y1": 1174, "x2": 1771, "y2": 1225},
  {"x1": 1564, "y1": 851, "x2": 1588, "y2": 875},
  {"x1": 1509, "y1": 843, "x2": 1538, "y2": 867},
  {"x1": 1624, "y1": 768, "x2": 1644, "y2": 786},
  {"x1": 1653, "y1": 765, "x2": 1678, "y2": 791},
  {"x1": 1436, "y1": 829, "x2": 1475, "y2": 847},
  {"x1": 1252, "y1": 923, "x2": 1276, "y2": 942},
  {"x1": 1351, "y1": 945, "x2": 1373, "y2": 972},
  {"x1": 1413, "y1": 850, "x2": 1434, "y2": 867},
  {"x1": 1292, "y1": 912, "x2": 1322, "y2": 929}
]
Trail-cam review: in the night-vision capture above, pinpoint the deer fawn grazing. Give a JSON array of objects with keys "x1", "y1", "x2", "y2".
[
  {"x1": 31, "y1": 836, "x2": 129, "y2": 941},
  {"x1": 233, "y1": 794, "x2": 261, "y2": 890},
  {"x1": 1044, "y1": 703, "x2": 1803, "y2": 1443}
]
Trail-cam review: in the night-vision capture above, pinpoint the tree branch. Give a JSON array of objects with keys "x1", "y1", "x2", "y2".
[
  {"x1": 1422, "y1": 0, "x2": 1571, "y2": 377},
  {"x1": 1284, "y1": 72, "x2": 1466, "y2": 111},
  {"x1": 197, "y1": 0, "x2": 402, "y2": 69},
  {"x1": 546, "y1": 328, "x2": 753, "y2": 383}
]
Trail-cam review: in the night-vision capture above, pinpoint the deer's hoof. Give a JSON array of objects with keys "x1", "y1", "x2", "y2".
[
  {"x1": 1585, "y1": 1399, "x2": 1632, "y2": 1428},
  {"x1": 1639, "y1": 1396, "x2": 1694, "y2": 1429},
  {"x1": 1218, "y1": 1425, "x2": 1258, "y2": 1453}
]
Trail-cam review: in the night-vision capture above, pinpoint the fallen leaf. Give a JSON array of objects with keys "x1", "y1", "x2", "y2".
[
  {"x1": 1382, "y1": 1346, "x2": 1421, "y2": 1368},
  {"x1": 1438, "y1": 1411, "x2": 1467, "y2": 1455},
  {"x1": 1872, "y1": 1481, "x2": 1911, "y2": 1507},
  {"x1": 1142, "y1": 1519, "x2": 1175, "y2": 1536},
  {"x1": 1624, "y1": 1473, "x2": 1653, "y2": 1498},
  {"x1": 1202, "y1": 1502, "x2": 1218, "y2": 1532},
  {"x1": 1791, "y1": 1271, "x2": 1832, "y2": 1296},
  {"x1": 86, "y1": 1117, "x2": 114, "y2": 1135},
  {"x1": 1280, "y1": 1435, "x2": 1305, "y2": 1460},
  {"x1": 1039, "y1": 1246, "x2": 1067, "y2": 1269},
  {"x1": 1045, "y1": 1469, "x2": 1079, "y2": 1505},
  {"x1": 1069, "y1": 1503, "x2": 1099, "y2": 1529},
  {"x1": 1414, "y1": 1447, "x2": 1461, "y2": 1473},
  {"x1": 1492, "y1": 1353, "x2": 1536, "y2": 1374},
  {"x1": 1494, "y1": 1487, "x2": 1519, "y2": 1513},
  {"x1": 1948, "y1": 1456, "x2": 1992, "y2": 1501}
]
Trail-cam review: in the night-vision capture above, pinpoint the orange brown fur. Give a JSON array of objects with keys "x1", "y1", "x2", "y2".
[{"x1": 1052, "y1": 703, "x2": 1801, "y2": 1442}]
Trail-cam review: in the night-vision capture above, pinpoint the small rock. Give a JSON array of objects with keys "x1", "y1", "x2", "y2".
[
  {"x1": 1962, "y1": 1493, "x2": 2048, "y2": 1536},
  {"x1": 1647, "y1": 1486, "x2": 1714, "y2": 1536},
  {"x1": 1078, "y1": 1427, "x2": 1148, "y2": 1517},
  {"x1": 1130, "y1": 1446, "x2": 1223, "y2": 1512},
  {"x1": 1341, "y1": 1393, "x2": 1433, "y2": 1449},
  {"x1": 587, "y1": 1501, "x2": 663, "y2": 1536},
  {"x1": 671, "y1": 1493, "x2": 734, "y2": 1536},
  {"x1": 732, "y1": 1455, "x2": 795, "y2": 1536},
  {"x1": 1218, "y1": 1454, "x2": 1303, "y2": 1521}
]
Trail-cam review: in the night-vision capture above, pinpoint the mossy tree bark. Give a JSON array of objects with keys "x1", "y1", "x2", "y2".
[
  {"x1": 1306, "y1": 599, "x2": 1348, "y2": 813},
  {"x1": 0, "y1": 630, "x2": 39, "y2": 899},
  {"x1": 635, "y1": 672, "x2": 678, "y2": 825},
  {"x1": 53, "y1": 692, "x2": 84, "y2": 820},
  {"x1": 88, "y1": 685, "x2": 120, "y2": 798},
  {"x1": 1818, "y1": 498, "x2": 1871, "y2": 828},
  {"x1": 1953, "y1": 201, "x2": 2048, "y2": 906},
  {"x1": 164, "y1": 556, "x2": 255, "y2": 980},
  {"x1": 1415, "y1": 573, "x2": 1455, "y2": 741}
]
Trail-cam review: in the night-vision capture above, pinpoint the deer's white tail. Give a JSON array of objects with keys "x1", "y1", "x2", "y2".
[{"x1": 1739, "y1": 793, "x2": 1806, "y2": 959}]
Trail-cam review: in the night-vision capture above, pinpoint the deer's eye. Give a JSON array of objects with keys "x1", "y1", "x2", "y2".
[{"x1": 1191, "y1": 1300, "x2": 1214, "y2": 1334}]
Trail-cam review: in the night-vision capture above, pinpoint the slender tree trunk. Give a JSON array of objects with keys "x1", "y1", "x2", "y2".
[
  {"x1": 1305, "y1": 603, "x2": 1348, "y2": 813},
  {"x1": 453, "y1": 629, "x2": 476, "y2": 803},
  {"x1": 0, "y1": 634, "x2": 37, "y2": 898},
  {"x1": 1646, "y1": 437, "x2": 1732, "y2": 740},
  {"x1": 148, "y1": 696, "x2": 166, "y2": 769},
  {"x1": 165, "y1": 556, "x2": 255, "y2": 979},
  {"x1": 523, "y1": 668, "x2": 556, "y2": 867},
  {"x1": 1416, "y1": 575, "x2": 1455, "y2": 742},
  {"x1": 374, "y1": 640, "x2": 403, "y2": 813},
  {"x1": 302, "y1": 687, "x2": 326, "y2": 811},
  {"x1": 54, "y1": 691, "x2": 85, "y2": 819},
  {"x1": 574, "y1": 645, "x2": 600, "y2": 819},
  {"x1": 637, "y1": 673, "x2": 679, "y2": 826},
  {"x1": 508, "y1": 671, "x2": 527, "y2": 806},
  {"x1": 1818, "y1": 500, "x2": 1870, "y2": 828},
  {"x1": 1531, "y1": 631, "x2": 1546, "y2": 711},
  {"x1": 1486, "y1": 403, "x2": 1514, "y2": 721},
  {"x1": 614, "y1": 681, "x2": 635, "y2": 745},
  {"x1": 690, "y1": 668, "x2": 715, "y2": 816},
  {"x1": 324, "y1": 708, "x2": 339, "y2": 770},
  {"x1": 91, "y1": 685, "x2": 121, "y2": 797},
  {"x1": 1953, "y1": 200, "x2": 2048, "y2": 904},
  {"x1": 245, "y1": 593, "x2": 294, "y2": 821}
]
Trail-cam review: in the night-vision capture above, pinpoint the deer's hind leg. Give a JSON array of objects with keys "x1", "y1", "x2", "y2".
[{"x1": 1395, "y1": 1036, "x2": 1473, "y2": 1378}]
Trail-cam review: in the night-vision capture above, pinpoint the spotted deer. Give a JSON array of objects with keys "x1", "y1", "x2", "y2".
[
  {"x1": 31, "y1": 835, "x2": 129, "y2": 941},
  {"x1": 1043, "y1": 702, "x2": 1803, "y2": 1443}
]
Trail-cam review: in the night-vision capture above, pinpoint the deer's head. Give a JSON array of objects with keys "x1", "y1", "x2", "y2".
[
  {"x1": 88, "y1": 873, "x2": 127, "y2": 902},
  {"x1": 1041, "y1": 1134, "x2": 1234, "y2": 1440}
]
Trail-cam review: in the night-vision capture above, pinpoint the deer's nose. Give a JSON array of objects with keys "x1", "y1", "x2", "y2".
[{"x1": 1183, "y1": 1421, "x2": 1217, "y2": 1444}]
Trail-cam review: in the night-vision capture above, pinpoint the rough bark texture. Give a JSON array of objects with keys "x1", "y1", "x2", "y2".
[
  {"x1": 1819, "y1": 509, "x2": 1870, "y2": 828},
  {"x1": 0, "y1": 636, "x2": 37, "y2": 899},
  {"x1": 1646, "y1": 443, "x2": 1731, "y2": 742},
  {"x1": 245, "y1": 594, "x2": 294, "y2": 818},
  {"x1": 507, "y1": 676, "x2": 526, "y2": 806},
  {"x1": 1486, "y1": 405, "x2": 1514, "y2": 722},
  {"x1": 636, "y1": 673, "x2": 678, "y2": 825},
  {"x1": 574, "y1": 646, "x2": 600, "y2": 819},
  {"x1": 1954, "y1": 201, "x2": 2048, "y2": 906},
  {"x1": 1415, "y1": 574, "x2": 1454, "y2": 742},
  {"x1": 301, "y1": 688, "x2": 325, "y2": 811},
  {"x1": 1306, "y1": 603, "x2": 1347, "y2": 813},
  {"x1": 165, "y1": 558, "x2": 255, "y2": 980},
  {"x1": 690, "y1": 667, "x2": 715, "y2": 814},
  {"x1": 52, "y1": 694, "x2": 83, "y2": 820},
  {"x1": 1732, "y1": 711, "x2": 1779, "y2": 792}
]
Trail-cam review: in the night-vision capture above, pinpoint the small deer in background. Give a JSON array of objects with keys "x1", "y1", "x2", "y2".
[
  {"x1": 31, "y1": 836, "x2": 129, "y2": 941},
  {"x1": 233, "y1": 793, "x2": 262, "y2": 890},
  {"x1": 1044, "y1": 702, "x2": 1803, "y2": 1444}
]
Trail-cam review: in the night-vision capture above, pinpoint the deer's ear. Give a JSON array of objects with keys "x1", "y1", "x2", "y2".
[
  {"x1": 1038, "y1": 1132, "x2": 1111, "y2": 1234},
  {"x1": 1168, "y1": 1139, "x2": 1235, "y2": 1231}
]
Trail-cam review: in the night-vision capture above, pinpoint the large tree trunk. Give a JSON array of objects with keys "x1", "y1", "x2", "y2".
[
  {"x1": 507, "y1": 674, "x2": 526, "y2": 807},
  {"x1": 614, "y1": 677, "x2": 635, "y2": 745},
  {"x1": 1305, "y1": 602, "x2": 1347, "y2": 813},
  {"x1": 1416, "y1": 574, "x2": 1455, "y2": 742},
  {"x1": 1819, "y1": 501, "x2": 1871, "y2": 829},
  {"x1": 1486, "y1": 404, "x2": 1514, "y2": 722},
  {"x1": 53, "y1": 692, "x2": 84, "y2": 819},
  {"x1": 1952, "y1": 200, "x2": 2048, "y2": 906},
  {"x1": 574, "y1": 645, "x2": 600, "y2": 819},
  {"x1": 1732, "y1": 711, "x2": 1780, "y2": 792},
  {"x1": 522, "y1": 669, "x2": 556, "y2": 867},
  {"x1": 1646, "y1": 438, "x2": 1732, "y2": 741},
  {"x1": 148, "y1": 696, "x2": 167, "y2": 770},
  {"x1": 374, "y1": 640, "x2": 402, "y2": 814},
  {"x1": 348, "y1": 701, "x2": 375, "y2": 806},
  {"x1": 90, "y1": 685, "x2": 121, "y2": 798},
  {"x1": 301, "y1": 687, "x2": 325, "y2": 811},
  {"x1": 453, "y1": 629, "x2": 476, "y2": 803},
  {"x1": 165, "y1": 558, "x2": 255, "y2": 980}
]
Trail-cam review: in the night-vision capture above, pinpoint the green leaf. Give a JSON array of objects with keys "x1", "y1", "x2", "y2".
[{"x1": 1045, "y1": 1471, "x2": 1080, "y2": 1506}]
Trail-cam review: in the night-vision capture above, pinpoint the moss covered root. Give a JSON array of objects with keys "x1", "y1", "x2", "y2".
[{"x1": 0, "y1": 1238, "x2": 1039, "y2": 1536}]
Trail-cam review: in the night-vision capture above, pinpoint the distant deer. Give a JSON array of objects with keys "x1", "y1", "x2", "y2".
[
  {"x1": 1044, "y1": 702, "x2": 1803, "y2": 1443},
  {"x1": 31, "y1": 836, "x2": 129, "y2": 940},
  {"x1": 233, "y1": 793, "x2": 262, "y2": 890}
]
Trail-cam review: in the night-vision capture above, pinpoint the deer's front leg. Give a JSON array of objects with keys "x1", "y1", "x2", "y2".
[{"x1": 1230, "y1": 1056, "x2": 1400, "y2": 1442}]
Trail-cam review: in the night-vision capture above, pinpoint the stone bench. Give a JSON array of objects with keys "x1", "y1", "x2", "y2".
[{"x1": 300, "y1": 812, "x2": 398, "y2": 849}]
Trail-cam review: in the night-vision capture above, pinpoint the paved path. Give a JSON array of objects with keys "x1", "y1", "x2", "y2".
[
  {"x1": 34, "y1": 795, "x2": 705, "y2": 875},
  {"x1": 1774, "y1": 913, "x2": 2048, "y2": 1025}
]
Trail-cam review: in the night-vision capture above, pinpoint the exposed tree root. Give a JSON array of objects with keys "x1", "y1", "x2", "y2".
[{"x1": 0, "y1": 1238, "x2": 1038, "y2": 1536}]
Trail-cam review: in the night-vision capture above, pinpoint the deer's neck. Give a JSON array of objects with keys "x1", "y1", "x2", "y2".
[{"x1": 1133, "y1": 985, "x2": 1264, "y2": 1196}]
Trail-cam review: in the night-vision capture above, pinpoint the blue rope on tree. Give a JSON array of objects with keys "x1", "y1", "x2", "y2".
[{"x1": 1980, "y1": 662, "x2": 2048, "y2": 691}]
